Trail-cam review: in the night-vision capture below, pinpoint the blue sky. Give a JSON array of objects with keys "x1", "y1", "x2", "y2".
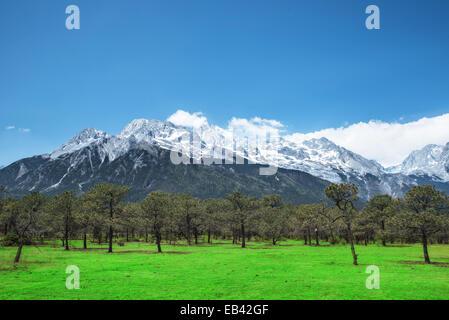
[{"x1": 1, "y1": 0, "x2": 449, "y2": 167}]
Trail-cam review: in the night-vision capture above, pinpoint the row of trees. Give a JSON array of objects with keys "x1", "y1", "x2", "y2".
[{"x1": 0, "y1": 183, "x2": 448, "y2": 265}]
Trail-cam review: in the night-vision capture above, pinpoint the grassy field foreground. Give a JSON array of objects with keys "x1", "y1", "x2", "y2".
[{"x1": 0, "y1": 240, "x2": 448, "y2": 300}]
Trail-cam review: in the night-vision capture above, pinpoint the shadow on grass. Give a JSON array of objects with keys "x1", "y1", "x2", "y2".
[
  {"x1": 385, "y1": 245, "x2": 412, "y2": 248},
  {"x1": 71, "y1": 248, "x2": 108, "y2": 251},
  {"x1": 109, "y1": 250, "x2": 192, "y2": 255},
  {"x1": 398, "y1": 260, "x2": 449, "y2": 267},
  {"x1": 0, "y1": 260, "x2": 56, "y2": 271}
]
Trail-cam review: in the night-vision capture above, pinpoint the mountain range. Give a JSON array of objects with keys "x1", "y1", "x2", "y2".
[{"x1": 1, "y1": 118, "x2": 449, "y2": 203}]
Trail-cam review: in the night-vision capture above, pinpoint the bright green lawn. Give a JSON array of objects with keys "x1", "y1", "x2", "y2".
[{"x1": 0, "y1": 240, "x2": 448, "y2": 300}]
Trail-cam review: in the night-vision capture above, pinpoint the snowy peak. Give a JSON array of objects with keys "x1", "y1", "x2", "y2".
[
  {"x1": 118, "y1": 119, "x2": 190, "y2": 147},
  {"x1": 120, "y1": 119, "x2": 164, "y2": 139},
  {"x1": 50, "y1": 119, "x2": 190, "y2": 164},
  {"x1": 278, "y1": 136, "x2": 384, "y2": 183},
  {"x1": 388, "y1": 142, "x2": 449, "y2": 181},
  {"x1": 43, "y1": 117, "x2": 418, "y2": 198},
  {"x1": 51, "y1": 128, "x2": 111, "y2": 159},
  {"x1": 49, "y1": 119, "x2": 390, "y2": 184},
  {"x1": 74, "y1": 128, "x2": 110, "y2": 141}
]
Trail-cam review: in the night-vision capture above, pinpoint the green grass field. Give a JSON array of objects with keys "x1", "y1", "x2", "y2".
[{"x1": 0, "y1": 240, "x2": 448, "y2": 300}]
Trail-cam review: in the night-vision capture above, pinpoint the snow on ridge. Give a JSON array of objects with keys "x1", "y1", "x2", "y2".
[
  {"x1": 51, "y1": 128, "x2": 111, "y2": 159},
  {"x1": 16, "y1": 163, "x2": 28, "y2": 180},
  {"x1": 49, "y1": 119, "x2": 392, "y2": 183},
  {"x1": 387, "y1": 143, "x2": 449, "y2": 182},
  {"x1": 48, "y1": 117, "x2": 449, "y2": 188}
]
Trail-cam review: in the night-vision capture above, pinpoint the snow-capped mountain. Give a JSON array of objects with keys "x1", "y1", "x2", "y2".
[
  {"x1": 388, "y1": 143, "x2": 449, "y2": 182},
  {"x1": 7, "y1": 116, "x2": 449, "y2": 200},
  {"x1": 45, "y1": 120, "x2": 358, "y2": 179},
  {"x1": 277, "y1": 136, "x2": 384, "y2": 182},
  {"x1": 48, "y1": 118, "x2": 389, "y2": 185},
  {"x1": 51, "y1": 128, "x2": 111, "y2": 159},
  {"x1": 1, "y1": 119, "x2": 414, "y2": 198},
  {"x1": 0, "y1": 133, "x2": 330, "y2": 203}
]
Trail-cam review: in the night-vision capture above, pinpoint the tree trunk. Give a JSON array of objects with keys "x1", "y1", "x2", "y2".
[
  {"x1": 4, "y1": 223, "x2": 7, "y2": 235},
  {"x1": 422, "y1": 232, "x2": 431, "y2": 264},
  {"x1": 347, "y1": 224, "x2": 358, "y2": 265},
  {"x1": 307, "y1": 227, "x2": 312, "y2": 245},
  {"x1": 381, "y1": 220, "x2": 386, "y2": 246},
  {"x1": 194, "y1": 231, "x2": 198, "y2": 245},
  {"x1": 14, "y1": 243, "x2": 23, "y2": 263},
  {"x1": 303, "y1": 231, "x2": 307, "y2": 245},
  {"x1": 65, "y1": 224, "x2": 69, "y2": 251},
  {"x1": 207, "y1": 229, "x2": 211, "y2": 244},
  {"x1": 108, "y1": 201, "x2": 113, "y2": 253},
  {"x1": 241, "y1": 223, "x2": 246, "y2": 248},
  {"x1": 186, "y1": 215, "x2": 192, "y2": 246},
  {"x1": 314, "y1": 228, "x2": 319, "y2": 246},
  {"x1": 108, "y1": 226, "x2": 113, "y2": 253},
  {"x1": 272, "y1": 238, "x2": 276, "y2": 245},
  {"x1": 329, "y1": 229, "x2": 335, "y2": 244},
  {"x1": 156, "y1": 233, "x2": 162, "y2": 253},
  {"x1": 83, "y1": 233, "x2": 87, "y2": 249},
  {"x1": 126, "y1": 228, "x2": 129, "y2": 242}
]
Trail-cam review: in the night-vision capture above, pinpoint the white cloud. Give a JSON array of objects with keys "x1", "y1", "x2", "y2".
[
  {"x1": 4, "y1": 126, "x2": 31, "y2": 133},
  {"x1": 286, "y1": 113, "x2": 449, "y2": 167},
  {"x1": 228, "y1": 117, "x2": 284, "y2": 139},
  {"x1": 167, "y1": 109, "x2": 449, "y2": 168},
  {"x1": 250, "y1": 117, "x2": 283, "y2": 128},
  {"x1": 167, "y1": 110, "x2": 208, "y2": 129}
]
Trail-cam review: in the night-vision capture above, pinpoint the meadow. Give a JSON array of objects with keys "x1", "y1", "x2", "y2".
[{"x1": 0, "y1": 240, "x2": 448, "y2": 300}]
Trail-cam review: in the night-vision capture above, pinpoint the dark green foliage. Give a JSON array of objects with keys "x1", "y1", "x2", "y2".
[
  {"x1": 2, "y1": 179, "x2": 449, "y2": 267},
  {"x1": 1, "y1": 233, "x2": 20, "y2": 246},
  {"x1": 325, "y1": 182, "x2": 360, "y2": 265},
  {"x1": 394, "y1": 185, "x2": 449, "y2": 263}
]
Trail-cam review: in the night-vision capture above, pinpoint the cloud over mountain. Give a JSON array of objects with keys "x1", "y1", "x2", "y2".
[
  {"x1": 166, "y1": 110, "x2": 449, "y2": 168},
  {"x1": 167, "y1": 110, "x2": 209, "y2": 129},
  {"x1": 287, "y1": 114, "x2": 449, "y2": 167}
]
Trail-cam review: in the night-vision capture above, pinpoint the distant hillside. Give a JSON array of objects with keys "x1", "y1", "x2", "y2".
[{"x1": 0, "y1": 143, "x2": 329, "y2": 204}]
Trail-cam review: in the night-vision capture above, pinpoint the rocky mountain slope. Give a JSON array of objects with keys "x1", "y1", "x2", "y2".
[
  {"x1": 0, "y1": 140, "x2": 329, "y2": 203},
  {"x1": 388, "y1": 143, "x2": 449, "y2": 182}
]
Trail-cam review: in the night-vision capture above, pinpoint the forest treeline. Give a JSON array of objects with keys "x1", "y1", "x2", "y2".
[{"x1": 0, "y1": 183, "x2": 448, "y2": 265}]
